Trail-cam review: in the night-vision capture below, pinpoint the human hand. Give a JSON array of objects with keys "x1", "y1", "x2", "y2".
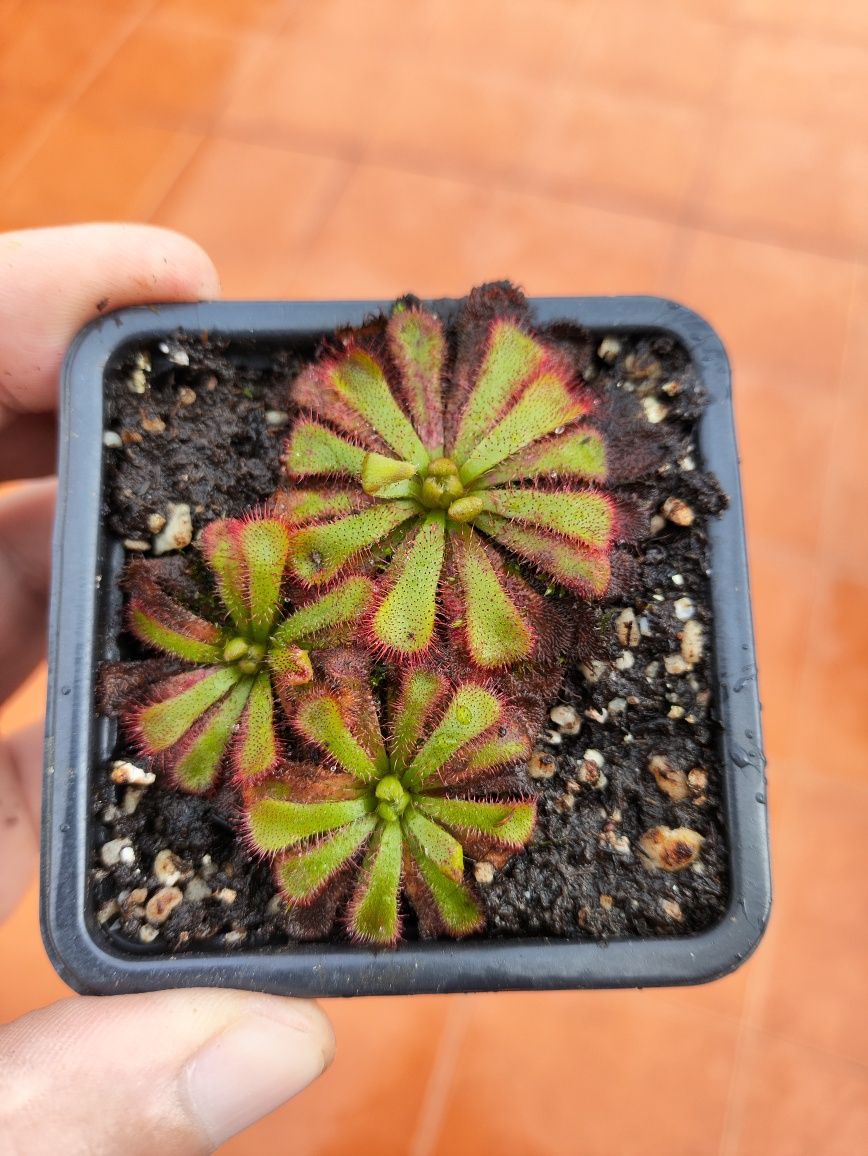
[{"x1": 0, "y1": 225, "x2": 334, "y2": 1154}]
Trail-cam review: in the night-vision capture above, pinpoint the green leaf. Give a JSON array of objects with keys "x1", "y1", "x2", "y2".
[
  {"x1": 349, "y1": 821, "x2": 403, "y2": 944},
  {"x1": 452, "y1": 531, "x2": 534, "y2": 667},
  {"x1": 200, "y1": 520, "x2": 249, "y2": 632},
  {"x1": 295, "y1": 693, "x2": 384, "y2": 781},
  {"x1": 452, "y1": 321, "x2": 545, "y2": 462},
  {"x1": 272, "y1": 576, "x2": 374, "y2": 648},
  {"x1": 458, "y1": 372, "x2": 587, "y2": 485},
  {"x1": 389, "y1": 668, "x2": 449, "y2": 774},
  {"x1": 235, "y1": 672, "x2": 278, "y2": 780},
  {"x1": 460, "y1": 730, "x2": 531, "y2": 775},
  {"x1": 387, "y1": 306, "x2": 445, "y2": 451},
  {"x1": 484, "y1": 425, "x2": 607, "y2": 486},
  {"x1": 138, "y1": 666, "x2": 239, "y2": 752},
  {"x1": 284, "y1": 420, "x2": 367, "y2": 479},
  {"x1": 476, "y1": 514, "x2": 612, "y2": 596},
  {"x1": 128, "y1": 594, "x2": 222, "y2": 665},
  {"x1": 361, "y1": 452, "x2": 417, "y2": 495},
  {"x1": 276, "y1": 816, "x2": 377, "y2": 901},
  {"x1": 289, "y1": 501, "x2": 419, "y2": 585},
  {"x1": 409, "y1": 849, "x2": 483, "y2": 937},
  {"x1": 403, "y1": 682, "x2": 501, "y2": 790},
  {"x1": 402, "y1": 807, "x2": 464, "y2": 880},
  {"x1": 371, "y1": 512, "x2": 445, "y2": 658},
  {"x1": 481, "y1": 488, "x2": 615, "y2": 548},
  {"x1": 172, "y1": 677, "x2": 253, "y2": 793},
  {"x1": 272, "y1": 486, "x2": 362, "y2": 527},
  {"x1": 329, "y1": 348, "x2": 428, "y2": 468},
  {"x1": 238, "y1": 518, "x2": 290, "y2": 642},
  {"x1": 247, "y1": 792, "x2": 371, "y2": 853},
  {"x1": 415, "y1": 797, "x2": 536, "y2": 848}
]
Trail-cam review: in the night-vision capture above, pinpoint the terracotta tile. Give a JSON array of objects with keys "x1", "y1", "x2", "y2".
[
  {"x1": 288, "y1": 0, "x2": 435, "y2": 48},
  {"x1": 733, "y1": 363, "x2": 835, "y2": 553},
  {"x1": 734, "y1": 0, "x2": 868, "y2": 43},
  {"x1": 218, "y1": 7, "x2": 431, "y2": 154},
  {"x1": 287, "y1": 163, "x2": 675, "y2": 300},
  {"x1": 746, "y1": 546, "x2": 816, "y2": 766},
  {"x1": 731, "y1": 1033, "x2": 868, "y2": 1156},
  {"x1": 579, "y1": 0, "x2": 733, "y2": 104},
  {"x1": 0, "y1": 106, "x2": 200, "y2": 231},
  {"x1": 699, "y1": 111, "x2": 868, "y2": 253},
  {"x1": 423, "y1": 0, "x2": 593, "y2": 84},
  {"x1": 0, "y1": 90, "x2": 51, "y2": 188},
  {"x1": 430, "y1": 991, "x2": 740, "y2": 1156},
  {"x1": 371, "y1": 70, "x2": 708, "y2": 216},
  {"x1": 755, "y1": 772, "x2": 868, "y2": 1062},
  {"x1": 823, "y1": 269, "x2": 868, "y2": 575},
  {"x1": 729, "y1": 29, "x2": 868, "y2": 127},
  {"x1": 77, "y1": 9, "x2": 247, "y2": 132},
  {"x1": 664, "y1": 230, "x2": 854, "y2": 385},
  {"x1": 154, "y1": 0, "x2": 293, "y2": 33},
  {"x1": 0, "y1": 0, "x2": 145, "y2": 100},
  {"x1": 219, "y1": 995, "x2": 450, "y2": 1156},
  {"x1": 795, "y1": 576, "x2": 868, "y2": 790},
  {"x1": 152, "y1": 136, "x2": 351, "y2": 297}
]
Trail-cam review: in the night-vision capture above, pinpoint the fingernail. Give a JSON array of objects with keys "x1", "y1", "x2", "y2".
[{"x1": 183, "y1": 1007, "x2": 332, "y2": 1147}]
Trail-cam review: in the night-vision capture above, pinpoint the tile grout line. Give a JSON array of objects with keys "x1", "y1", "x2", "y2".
[
  {"x1": 407, "y1": 996, "x2": 471, "y2": 1156},
  {"x1": 0, "y1": 0, "x2": 160, "y2": 201}
]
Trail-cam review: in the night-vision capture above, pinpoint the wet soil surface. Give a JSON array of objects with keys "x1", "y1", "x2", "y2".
[{"x1": 93, "y1": 324, "x2": 729, "y2": 953}]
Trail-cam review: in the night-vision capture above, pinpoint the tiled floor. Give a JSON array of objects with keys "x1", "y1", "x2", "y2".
[{"x1": 1, "y1": 1, "x2": 866, "y2": 1153}]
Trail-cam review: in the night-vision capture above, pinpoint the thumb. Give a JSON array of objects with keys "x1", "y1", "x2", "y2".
[{"x1": 0, "y1": 989, "x2": 334, "y2": 1155}]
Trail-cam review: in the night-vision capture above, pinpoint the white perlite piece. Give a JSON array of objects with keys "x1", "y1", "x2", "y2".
[
  {"x1": 664, "y1": 653, "x2": 690, "y2": 676},
  {"x1": 100, "y1": 838, "x2": 132, "y2": 868},
  {"x1": 614, "y1": 649, "x2": 635, "y2": 671},
  {"x1": 680, "y1": 618, "x2": 704, "y2": 665},
  {"x1": 146, "y1": 887, "x2": 184, "y2": 925},
  {"x1": 147, "y1": 512, "x2": 167, "y2": 534},
  {"x1": 579, "y1": 749, "x2": 608, "y2": 790},
  {"x1": 660, "y1": 898, "x2": 683, "y2": 921},
  {"x1": 153, "y1": 848, "x2": 183, "y2": 887},
  {"x1": 549, "y1": 704, "x2": 581, "y2": 734},
  {"x1": 615, "y1": 607, "x2": 640, "y2": 648},
  {"x1": 474, "y1": 861, "x2": 496, "y2": 885},
  {"x1": 661, "y1": 496, "x2": 695, "y2": 526},
  {"x1": 638, "y1": 826, "x2": 704, "y2": 872},
  {"x1": 110, "y1": 760, "x2": 155, "y2": 787},
  {"x1": 153, "y1": 503, "x2": 193, "y2": 555},
  {"x1": 265, "y1": 410, "x2": 290, "y2": 427},
  {"x1": 647, "y1": 754, "x2": 690, "y2": 802},
  {"x1": 641, "y1": 396, "x2": 667, "y2": 424},
  {"x1": 102, "y1": 430, "x2": 123, "y2": 449},
  {"x1": 673, "y1": 596, "x2": 695, "y2": 621},
  {"x1": 184, "y1": 876, "x2": 212, "y2": 904},
  {"x1": 597, "y1": 336, "x2": 621, "y2": 363}
]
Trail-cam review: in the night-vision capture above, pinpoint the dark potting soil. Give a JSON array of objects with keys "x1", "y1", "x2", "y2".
[{"x1": 92, "y1": 323, "x2": 729, "y2": 954}]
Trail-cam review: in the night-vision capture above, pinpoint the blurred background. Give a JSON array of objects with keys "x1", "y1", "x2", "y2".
[{"x1": 1, "y1": 0, "x2": 866, "y2": 1152}]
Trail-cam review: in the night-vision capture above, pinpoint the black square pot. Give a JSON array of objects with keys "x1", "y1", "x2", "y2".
[{"x1": 40, "y1": 296, "x2": 771, "y2": 997}]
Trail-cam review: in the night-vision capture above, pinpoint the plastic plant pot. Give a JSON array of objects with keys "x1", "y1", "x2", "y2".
[{"x1": 40, "y1": 296, "x2": 771, "y2": 997}]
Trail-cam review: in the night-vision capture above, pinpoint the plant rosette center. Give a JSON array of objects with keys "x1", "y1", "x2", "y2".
[{"x1": 281, "y1": 284, "x2": 648, "y2": 669}]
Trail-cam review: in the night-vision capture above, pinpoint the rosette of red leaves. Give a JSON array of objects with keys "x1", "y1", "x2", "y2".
[
  {"x1": 243, "y1": 667, "x2": 536, "y2": 944},
  {"x1": 124, "y1": 515, "x2": 373, "y2": 792}
]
